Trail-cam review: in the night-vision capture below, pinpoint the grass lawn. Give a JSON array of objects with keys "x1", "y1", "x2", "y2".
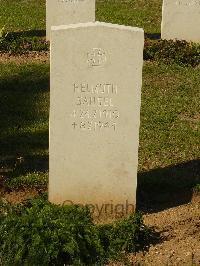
[
  {"x1": 0, "y1": 60, "x2": 49, "y2": 189},
  {"x1": 0, "y1": 0, "x2": 45, "y2": 32},
  {"x1": 96, "y1": 0, "x2": 162, "y2": 34},
  {"x1": 0, "y1": 62, "x2": 49, "y2": 158},
  {"x1": 0, "y1": 0, "x2": 162, "y2": 34},
  {"x1": 0, "y1": 0, "x2": 199, "y2": 194},
  {"x1": 0, "y1": 59, "x2": 199, "y2": 191},
  {"x1": 140, "y1": 62, "x2": 200, "y2": 170}
]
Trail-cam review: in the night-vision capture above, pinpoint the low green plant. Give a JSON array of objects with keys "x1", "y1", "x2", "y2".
[
  {"x1": 0, "y1": 35, "x2": 49, "y2": 54},
  {"x1": 5, "y1": 172, "x2": 48, "y2": 190},
  {"x1": 193, "y1": 184, "x2": 200, "y2": 193},
  {"x1": 0, "y1": 198, "x2": 104, "y2": 265},
  {"x1": 0, "y1": 198, "x2": 152, "y2": 265},
  {"x1": 144, "y1": 39, "x2": 200, "y2": 66},
  {"x1": 1, "y1": 35, "x2": 199, "y2": 67},
  {"x1": 99, "y1": 212, "x2": 151, "y2": 259}
]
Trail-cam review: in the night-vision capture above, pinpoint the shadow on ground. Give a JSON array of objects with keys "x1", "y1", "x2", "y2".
[
  {"x1": 0, "y1": 154, "x2": 48, "y2": 175},
  {"x1": 0, "y1": 130, "x2": 48, "y2": 163},
  {"x1": 145, "y1": 33, "x2": 161, "y2": 40},
  {"x1": 0, "y1": 62, "x2": 49, "y2": 157},
  {"x1": 0, "y1": 62, "x2": 48, "y2": 193},
  {"x1": 6, "y1": 30, "x2": 46, "y2": 40},
  {"x1": 137, "y1": 159, "x2": 200, "y2": 213}
]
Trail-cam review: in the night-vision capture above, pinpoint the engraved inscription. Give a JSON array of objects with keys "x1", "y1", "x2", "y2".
[
  {"x1": 175, "y1": 0, "x2": 200, "y2": 6},
  {"x1": 74, "y1": 83, "x2": 117, "y2": 94},
  {"x1": 58, "y1": 0, "x2": 84, "y2": 2},
  {"x1": 71, "y1": 109, "x2": 120, "y2": 119},
  {"x1": 76, "y1": 96, "x2": 114, "y2": 107},
  {"x1": 72, "y1": 121, "x2": 117, "y2": 131},
  {"x1": 87, "y1": 48, "x2": 107, "y2": 67},
  {"x1": 165, "y1": 0, "x2": 200, "y2": 6},
  {"x1": 70, "y1": 82, "x2": 119, "y2": 132}
]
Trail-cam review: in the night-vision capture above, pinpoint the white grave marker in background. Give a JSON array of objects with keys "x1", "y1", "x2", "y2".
[
  {"x1": 46, "y1": 0, "x2": 95, "y2": 40},
  {"x1": 49, "y1": 22, "x2": 144, "y2": 219},
  {"x1": 161, "y1": 0, "x2": 200, "y2": 42}
]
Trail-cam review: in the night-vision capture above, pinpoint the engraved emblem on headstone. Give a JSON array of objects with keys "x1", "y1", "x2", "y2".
[{"x1": 87, "y1": 48, "x2": 107, "y2": 67}]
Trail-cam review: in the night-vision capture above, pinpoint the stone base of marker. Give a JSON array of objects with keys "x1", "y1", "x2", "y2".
[
  {"x1": 46, "y1": 0, "x2": 95, "y2": 40},
  {"x1": 49, "y1": 22, "x2": 144, "y2": 221},
  {"x1": 161, "y1": 0, "x2": 200, "y2": 42}
]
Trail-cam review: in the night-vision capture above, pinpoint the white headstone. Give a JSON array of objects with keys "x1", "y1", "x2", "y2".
[
  {"x1": 161, "y1": 0, "x2": 200, "y2": 42},
  {"x1": 46, "y1": 0, "x2": 95, "y2": 40},
  {"x1": 49, "y1": 22, "x2": 144, "y2": 220}
]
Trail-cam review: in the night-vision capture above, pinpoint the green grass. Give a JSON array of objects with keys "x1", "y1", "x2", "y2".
[
  {"x1": 0, "y1": 0, "x2": 45, "y2": 32},
  {"x1": 139, "y1": 62, "x2": 200, "y2": 170},
  {"x1": 96, "y1": 0, "x2": 162, "y2": 34},
  {"x1": 0, "y1": 60, "x2": 199, "y2": 191},
  {"x1": 0, "y1": 0, "x2": 162, "y2": 34},
  {"x1": 0, "y1": 0, "x2": 199, "y2": 196},
  {"x1": 0, "y1": 62, "x2": 49, "y2": 158},
  {"x1": 138, "y1": 62, "x2": 200, "y2": 199},
  {"x1": 0, "y1": 61, "x2": 49, "y2": 190}
]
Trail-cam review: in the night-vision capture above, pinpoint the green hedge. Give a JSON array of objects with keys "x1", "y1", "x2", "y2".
[
  {"x1": 0, "y1": 197, "x2": 152, "y2": 265},
  {"x1": 0, "y1": 32, "x2": 200, "y2": 67},
  {"x1": 144, "y1": 39, "x2": 200, "y2": 67},
  {"x1": 0, "y1": 34, "x2": 49, "y2": 53}
]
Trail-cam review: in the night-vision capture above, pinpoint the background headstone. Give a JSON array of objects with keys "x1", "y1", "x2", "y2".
[
  {"x1": 161, "y1": 0, "x2": 200, "y2": 42},
  {"x1": 49, "y1": 22, "x2": 144, "y2": 219},
  {"x1": 46, "y1": 0, "x2": 95, "y2": 40}
]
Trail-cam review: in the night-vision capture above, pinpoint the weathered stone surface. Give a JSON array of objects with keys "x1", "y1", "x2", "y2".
[
  {"x1": 49, "y1": 22, "x2": 144, "y2": 219},
  {"x1": 46, "y1": 0, "x2": 95, "y2": 40},
  {"x1": 161, "y1": 0, "x2": 200, "y2": 42}
]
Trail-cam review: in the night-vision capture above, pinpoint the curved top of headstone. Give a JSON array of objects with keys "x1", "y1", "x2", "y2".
[{"x1": 51, "y1": 21, "x2": 144, "y2": 33}]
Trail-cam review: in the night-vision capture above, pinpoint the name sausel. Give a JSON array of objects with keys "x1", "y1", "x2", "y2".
[{"x1": 73, "y1": 82, "x2": 117, "y2": 106}]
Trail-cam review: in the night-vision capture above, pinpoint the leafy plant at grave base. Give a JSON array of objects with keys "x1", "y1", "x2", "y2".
[
  {"x1": 193, "y1": 184, "x2": 200, "y2": 193},
  {"x1": 4, "y1": 172, "x2": 48, "y2": 190},
  {"x1": 0, "y1": 197, "x2": 104, "y2": 266},
  {"x1": 0, "y1": 197, "x2": 152, "y2": 265},
  {"x1": 98, "y1": 212, "x2": 152, "y2": 260},
  {"x1": 144, "y1": 39, "x2": 200, "y2": 67}
]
